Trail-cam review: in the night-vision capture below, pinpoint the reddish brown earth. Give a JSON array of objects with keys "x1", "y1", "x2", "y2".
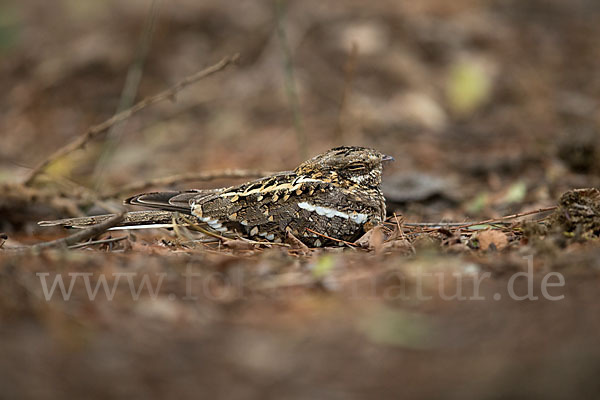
[{"x1": 1, "y1": 1, "x2": 600, "y2": 398}]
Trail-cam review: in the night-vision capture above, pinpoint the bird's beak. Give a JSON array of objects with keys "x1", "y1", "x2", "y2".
[{"x1": 382, "y1": 154, "x2": 395, "y2": 162}]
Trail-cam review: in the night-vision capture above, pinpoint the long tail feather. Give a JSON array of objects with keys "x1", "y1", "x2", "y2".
[
  {"x1": 39, "y1": 210, "x2": 176, "y2": 229},
  {"x1": 125, "y1": 190, "x2": 211, "y2": 213}
]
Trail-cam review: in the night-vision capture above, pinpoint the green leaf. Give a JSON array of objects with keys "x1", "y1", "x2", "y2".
[
  {"x1": 446, "y1": 58, "x2": 492, "y2": 116},
  {"x1": 311, "y1": 255, "x2": 335, "y2": 278},
  {"x1": 502, "y1": 181, "x2": 527, "y2": 204},
  {"x1": 466, "y1": 192, "x2": 489, "y2": 214}
]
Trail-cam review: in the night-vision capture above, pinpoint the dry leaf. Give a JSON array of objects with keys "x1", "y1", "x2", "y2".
[
  {"x1": 285, "y1": 232, "x2": 310, "y2": 254},
  {"x1": 355, "y1": 226, "x2": 384, "y2": 251},
  {"x1": 382, "y1": 239, "x2": 415, "y2": 255},
  {"x1": 370, "y1": 226, "x2": 385, "y2": 252},
  {"x1": 478, "y1": 230, "x2": 508, "y2": 251},
  {"x1": 223, "y1": 239, "x2": 257, "y2": 250}
]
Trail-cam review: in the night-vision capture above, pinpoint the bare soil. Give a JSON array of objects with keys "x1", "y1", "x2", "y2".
[{"x1": 1, "y1": 1, "x2": 600, "y2": 398}]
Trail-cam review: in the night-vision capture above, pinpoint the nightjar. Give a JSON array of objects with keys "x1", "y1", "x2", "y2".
[{"x1": 41, "y1": 146, "x2": 393, "y2": 247}]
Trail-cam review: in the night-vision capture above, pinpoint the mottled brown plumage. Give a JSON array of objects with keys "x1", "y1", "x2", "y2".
[{"x1": 41, "y1": 146, "x2": 393, "y2": 247}]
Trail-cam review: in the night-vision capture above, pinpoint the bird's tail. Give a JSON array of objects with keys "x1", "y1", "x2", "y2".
[{"x1": 38, "y1": 210, "x2": 177, "y2": 230}]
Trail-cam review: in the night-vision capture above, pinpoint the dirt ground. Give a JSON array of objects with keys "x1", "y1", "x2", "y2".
[{"x1": 1, "y1": 0, "x2": 600, "y2": 398}]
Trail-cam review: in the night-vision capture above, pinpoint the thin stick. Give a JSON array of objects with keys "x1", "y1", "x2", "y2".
[
  {"x1": 92, "y1": 0, "x2": 161, "y2": 189},
  {"x1": 401, "y1": 206, "x2": 557, "y2": 230},
  {"x1": 305, "y1": 227, "x2": 358, "y2": 247},
  {"x1": 274, "y1": 0, "x2": 307, "y2": 160},
  {"x1": 392, "y1": 212, "x2": 402, "y2": 232},
  {"x1": 334, "y1": 41, "x2": 358, "y2": 141},
  {"x1": 453, "y1": 206, "x2": 557, "y2": 229},
  {"x1": 23, "y1": 54, "x2": 240, "y2": 186},
  {"x1": 101, "y1": 169, "x2": 273, "y2": 199},
  {"x1": 171, "y1": 214, "x2": 194, "y2": 241},
  {"x1": 177, "y1": 213, "x2": 230, "y2": 241},
  {"x1": 68, "y1": 235, "x2": 128, "y2": 249},
  {"x1": 391, "y1": 212, "x2": 408, "y2": 241}
]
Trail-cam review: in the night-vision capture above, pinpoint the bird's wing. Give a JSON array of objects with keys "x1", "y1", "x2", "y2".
[
  {"x1": 125, "y1": 189, "x2": 223, "y2": 213},
  {"x1": 124, "y1": 172, "x2": 292, "y2": 213},
  {"x1": 188, "y1": 172, "x2": 375, "y2": 244}
]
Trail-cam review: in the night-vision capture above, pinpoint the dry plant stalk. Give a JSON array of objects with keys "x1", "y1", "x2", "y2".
[
  {"x1": 305, "y1": 227, "x2": 358, "y2": 247},
  {"x1": 401, "y1": 206, "x2": 557, "y2": 231},
  {"x1": 24, "y1": 54, "x2": 240, "y2": 186},
  {"x1": 334, "y1": 41, "x2": 359, "y2": 142}
]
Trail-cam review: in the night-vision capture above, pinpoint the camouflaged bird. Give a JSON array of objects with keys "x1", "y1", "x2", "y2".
[{"x1": 40, "y1": 146, "x2": 393, "y2": 247}]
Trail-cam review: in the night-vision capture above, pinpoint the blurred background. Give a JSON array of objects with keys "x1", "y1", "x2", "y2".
[
  {"x1": 1, "y1": 0, "x2": 599, "y2": 225},
  {"x1": 2, "y1": 1, "x2": 600, "y2": 399}
]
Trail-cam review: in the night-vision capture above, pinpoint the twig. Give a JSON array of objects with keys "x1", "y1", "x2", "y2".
[
  {"x1": 100, "y1": 169, "x2": 273, "y2": 199},
  {"x1": 445, "y1": 206, "x2": 557, "y2": 229},
  {"x1": 391, "y1": 212, "x2": 408, "y2": 241},
  {"x1": 392, "y1": 212, "x2": 403, "y2": 232},
  {"x1": 68, "y1": 235, "x2": 128, "y2": 249},
  {"x1": 274, "y1": 0, "x2": 307, "y2": 160},
  {"x1": 334, "y1": 41, "x2": 358, "y2": 142},
  {"x1": 177, "y1": 213, "x2": 230, "y2": 241},
  {"x1": 92, "y1": 0, "x2": 161, "y2": 190},
  {"x1": 23, "y1": 53, "x2": 240, "y2": 186},
  {"x1": 171, "y1": 214, "x2": 195, "y2": 241},
  {"x1": 401, "y1": 206, "x2": 557, "y2": 231},
  {"x1": 238, "y1": 238, "x2": 290, "y2": 247},
  {"x1": 305, "y1": 227, "x2": 358, "y2": 247}
]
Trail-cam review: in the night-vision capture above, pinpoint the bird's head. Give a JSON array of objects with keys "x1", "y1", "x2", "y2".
[{"x1": 295, "y1": 146, "x2": 393, "y2": 187}]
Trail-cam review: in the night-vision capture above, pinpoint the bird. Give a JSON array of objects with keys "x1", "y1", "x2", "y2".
[{"x1": 40, "y1": 146, "x2": 394, "y2": 247}]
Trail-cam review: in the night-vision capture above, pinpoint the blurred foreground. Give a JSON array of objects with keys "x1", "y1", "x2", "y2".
[{"x1": 1, "y1": 0, "x2": 600, "y2": 398}]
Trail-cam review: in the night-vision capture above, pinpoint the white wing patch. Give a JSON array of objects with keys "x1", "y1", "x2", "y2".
[
  {"x1": 294, "y1": 176, "x2": 322, "y2": 184},
  {"x1": 297, "y1": 202, "x2": 369, "y2": 224},
  {"x1": 192, "y1": 204, "x2": 230, "y2": 233},
  {"x1": 258, "y1": 232, "x2": 275, "y2": 240}
]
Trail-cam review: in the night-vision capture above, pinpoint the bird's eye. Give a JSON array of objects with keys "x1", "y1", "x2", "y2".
[{"x1": 347, "y1": 163, "x2": 365, "y2": 171}]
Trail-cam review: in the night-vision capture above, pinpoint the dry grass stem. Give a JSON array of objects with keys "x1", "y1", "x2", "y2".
[{"x1": 24, "y1": 53, "x2": 240, "y2": 186}]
